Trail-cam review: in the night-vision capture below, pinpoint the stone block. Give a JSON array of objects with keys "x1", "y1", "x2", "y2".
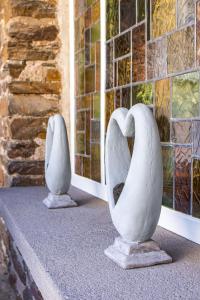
[
  {"x1": 7, "y1": 160, "x2": 44, "y2": 175},
  {"x1": 4, "y1": 140, "x2": 39, "y2": 159},
  {"x1": 10, "y1": 175, "x2": 45, "y2": 187},
  {"x1": 10, "y1": 0, "x2": 56, "y2": 19},
  {"x1": 8, "y1": 94, "x2": 59, "y2": 117},
  {"x1": 105, "y1": 237, "x2": 172, "y2": 269},
  {"x1": 18, "y1": 61, "x2": 60, "y2": 82},
  {"x1": 8, "y1": 81, "x2": 61, "y2": 94},
  {"x1": 10, "y1": 117, "x2": 47, "y2": 140},
  {"x1": 7, "y1": 17, "x2": 58, "y2": 42},
  {"x1": 8, "y1": 80, "x2": 61, "y2": 95},
  {"x1": 7, "y1": 60, "x2": 26, "y2": 78},
  {"x1": 7, "y1": 40, "x2": 60, "y2": 61}
]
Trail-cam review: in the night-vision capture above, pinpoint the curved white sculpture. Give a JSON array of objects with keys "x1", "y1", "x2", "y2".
[
  {"x1": 43, "y1": 114, "x2": 77, "y2": 208},
  {"x1": 105, "y1": 104, "x2": 171, "y2": 268}
]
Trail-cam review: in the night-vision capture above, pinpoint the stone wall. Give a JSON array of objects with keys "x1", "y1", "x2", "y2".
[
  {"x1": 0, "y1": 217, "x2": 15, "y2": 300},
  {"x1": 0, "y1": 217, "x2": 43, "y2": 300},
  {"x1": 0, "y1": 0, "x2": 62, "y2": 187},
  {"x1": 9, "y1": 237, "x2": 44, "y2": 300}
]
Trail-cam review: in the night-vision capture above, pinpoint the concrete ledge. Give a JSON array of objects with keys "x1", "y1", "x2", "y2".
[{"x1": 0, "y1": 187, "x2": 200, "y2": 300}]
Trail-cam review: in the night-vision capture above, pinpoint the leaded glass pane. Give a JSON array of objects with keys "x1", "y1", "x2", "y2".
[{"x1": 74, "y1": 1, "x2": 101, "y2": 182}]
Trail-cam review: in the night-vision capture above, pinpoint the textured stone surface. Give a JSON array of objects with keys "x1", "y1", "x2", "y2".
[
  {"x1": 5, "y1": 140, "x2": 39, "y2": 159},
  {"x1": 7, "y1": 40, "x2": 60, "y2": 61},
  {"x1": 8, "y1": 95, "x2": 59, "y2": 117},
  {"x1": 8, "y1": 81, "x2": 61, "y2": 95},
  {"x1": 0, "y1": 0, "x2": 60, "y2": 187},
  {"x1": 7, "y1": 17, "x2": 58, "y2": 41},
  {"x1": 10, "y1": 175, "x2": 45, "y2": 187},
  {"x1": 0, "y1": 218, "x2": 16, "y2": 300},
  {"x1": 7, "y1": 61, "x2": 26, "y2": 78},
  {"x1": 9, "y1": 0, "x2": 56, "y2": 19},
  {"x1": 10, "y1": 118, "x2": 47, "y2": 140},
  {"x1": 0, "y1": 218, "x2": 44, "y2": 299},
  {"x1": 7, "y1": 160, "x2": 44, "y2": 175},
  {"x1": 0, "y1": 187, "x2": 200, "y2": 299}
]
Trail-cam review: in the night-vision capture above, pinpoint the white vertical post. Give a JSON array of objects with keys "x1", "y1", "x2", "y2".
[
  {"x1": 69, "y1": 0, "x2": 75, "y2": 174},
  {"x1": 100, "y1": 0, "x2": 106, "y2": 185}
]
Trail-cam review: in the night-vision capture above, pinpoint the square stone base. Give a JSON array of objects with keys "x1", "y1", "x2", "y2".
[
  {"x1": 43, "y1": 193, "x2": 77, "y2": 209},
  {"x1": 104, "y1": 237, "x2": 172, "y2": 269}
]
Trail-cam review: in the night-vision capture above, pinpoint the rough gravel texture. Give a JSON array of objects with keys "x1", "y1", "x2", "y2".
[{"x1": 0, "y1": 186, "x2": 200, "y2": 300}]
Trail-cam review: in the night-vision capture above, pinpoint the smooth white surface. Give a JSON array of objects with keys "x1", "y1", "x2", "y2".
[
  {"x1": 69, "y1": 0, "x2": 75, "y2": 174},
  {"x1": 100, "y1": 0, "x2": 106, "y2": 185},
  {"x1": 45, "y1": 115, "x2": 71, "y2": 195},
  {"x1": 159, "y1": 206, "x2": 200, "y2": 244},
  {"x1": 71, "y1": 174, "x2": 107, "y2": 200},
  {"x1": 105, "y1": 104, "x2": 163, "y2": 242}
]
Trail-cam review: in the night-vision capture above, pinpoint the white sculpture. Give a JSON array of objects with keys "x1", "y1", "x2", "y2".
[
  {"x1": 105, "y1": 104, "x2": 172, "y2": 269},
  {"x1": 43, "y1": 114, "x2": 77, "y2": 209}
]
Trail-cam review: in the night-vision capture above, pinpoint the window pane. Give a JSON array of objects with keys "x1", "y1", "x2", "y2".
[{"x1": 74, "y1": 0, "x2": 101, "y2": 182}]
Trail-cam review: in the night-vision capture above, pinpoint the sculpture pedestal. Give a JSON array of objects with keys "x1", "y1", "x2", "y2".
[
  {"x1": 43, "y1": 193, "x2": 77, "y2": 209},
  {"x1": 104, "y1": 237, "x2": 172, "y2": 269}
]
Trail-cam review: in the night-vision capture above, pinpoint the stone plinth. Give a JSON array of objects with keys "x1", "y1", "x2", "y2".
[
  {"x1": 43, "y1": 193, "x2": 77, "y2": 209},
  {"x1": 105, "y1": 237, "x2": 172, "y2": 269}
]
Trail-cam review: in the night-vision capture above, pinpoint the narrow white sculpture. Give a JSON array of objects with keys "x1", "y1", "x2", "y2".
[
  {"x1": 105, "y1": 104, "x2": 172, "y2": 269},
  {"x1": 43, "y1": 114, "x2": 77, "y2": 209}
]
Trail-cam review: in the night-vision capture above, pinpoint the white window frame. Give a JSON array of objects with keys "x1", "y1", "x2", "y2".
[{"x1": 69, "y1": 0, "x2": 200, "y2": 244}]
